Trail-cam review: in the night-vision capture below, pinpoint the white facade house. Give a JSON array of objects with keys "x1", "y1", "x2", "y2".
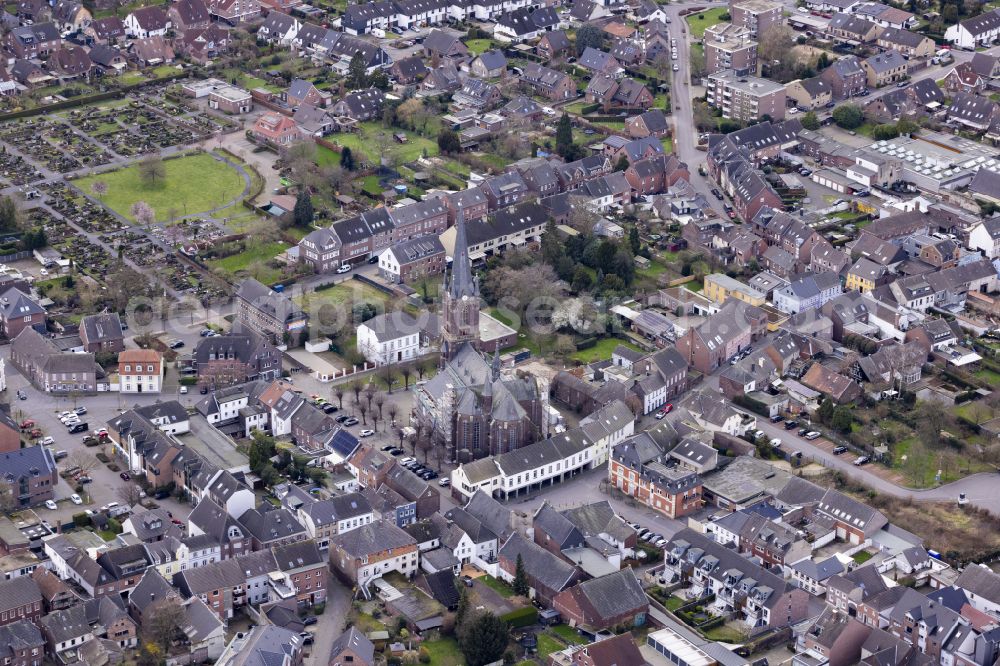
[
  {"x1": 119, "y1": 352, "x2": 164, "y2": 394},
  {"x1": 772, "y1": 274, "x2": 843, "y2": 314},
  {"x1": 123, "y1": 10, "x2": 170, "y2": 38},
  {"x1": 356, "y1": 312, "x2": 422, "y2": 365},
  {"x1": 968, "y1": 217, "x2": 1000, "y2": 260},
  {"x1": 945, "y1": 9, "x2": 1000, "y2": 49}
]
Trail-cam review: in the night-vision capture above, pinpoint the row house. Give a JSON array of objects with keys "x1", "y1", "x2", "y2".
[
  {"x1": 519, "y1": 62, "x2": 577, "y2": 101},
  {"x1": 664, "y1": 529, "x2": 810, "y2": 633},
  {"x1": 6, "y1": 23, "x2": 61, "y2": 59}
]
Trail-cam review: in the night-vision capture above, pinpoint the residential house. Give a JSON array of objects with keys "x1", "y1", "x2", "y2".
[
  {"x1": 945, "y1": 7, "x2": 1000, "y2": 49},
  {"x1": 801, "y1": 363, "x2": 862, "y2": 404},
  {"x1": 235, "y1": 278, "x2": 309, "y2": 347},
  {"x1": 820, "y1": 56, "x2": 867, "y2": 99},
  {"x1": 519, "y1": 63, "x2": 577, "y2": 101},
  {"x1": 609, "y1": 433, "x2": 703, "y2": 519},
  {"x1": 328, "y1": 521, "x2": 419, "y2": 586},
  {"x1": 124, "y1": 6, "x2": 170, "y2": 37},
  {"x1": 168, "y1": 0, "x2": 210, "y2": 31},
  {"x1": 128, "y1": 35, "x2": 175, "y2": 65},
  {"x1": 862, "y1": 50, "x2": 908, "y2": 88},
  {"x1": 785, "y1": 77, "x2": 833, "y2": 110},
  {"x1": 943, "y1": 62, "x2": 986, "y2": 95},
  {"x1": 827, "y1": 12, "x2": 880, "y2": 43},
  {"x1": 193, "y1": 327, "x2": 280, "y2": 389},
  {"x1": 118, "y1": 349, "x2": 163, "y2": 394},
  {"x1": 876, "y1": 27, "x2": 934, "y2": 58},
  {"x1": 251, "y1": 112, "x2": 302, "y2": 146},
  {"x1": 536, "y1": 30, "x2": 570, "y2": 60},
  {"x1": 79, "y1": 312, "x2": 123, "y2": 353},
  {"x1": 497, "y1": 533, "x2": 581, "y2": 605},
  {"x1": 553, "y1": 568, "x2": 649, "y2": 631},
  {"x1": 0, "y1": 288, "x2": 46, "y2": 341},
  {"x1": 10, "y1": 328, "x2": 105, "y2": 394},
  {"x1": 0, "y1": 577, "x2": 42, "y2": 627}
]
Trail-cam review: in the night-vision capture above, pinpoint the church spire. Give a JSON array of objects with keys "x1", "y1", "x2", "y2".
[
  {"x1": 491, "y1": 347, "x2": 500, "y2": 381},
  {"x1": 449, "y1": 207, "x2": 477, "y2": 299}
]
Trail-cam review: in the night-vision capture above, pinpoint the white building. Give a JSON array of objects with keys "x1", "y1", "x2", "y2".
[
  {"x1": 945, "y1": 9, "x2": 1000, "y2": 49},
  {"x1": 451, "y1": 400, "x2": 634, "y2": 500},
  {"x1": 356, "y1": 311, "x2": 424, "y2": 365},
  {"x1": 772, "y1": 273, "x2": 843, "y2": 314},
  {"x1": 118, "y1": 349, "x2": 164, "y2": 394},
  {"x1": 968, "y1": 217, "x2": 1000, "y2": 260}
]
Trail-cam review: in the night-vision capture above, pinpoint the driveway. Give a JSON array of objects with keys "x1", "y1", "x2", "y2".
[{"x1": 305, "y1": 578, "x2": 352, "y2": 665}]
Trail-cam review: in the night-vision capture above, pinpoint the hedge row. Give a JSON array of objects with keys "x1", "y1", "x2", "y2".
[{"x1": 501, "y1": 606, "x2": 538, "y2": 628}]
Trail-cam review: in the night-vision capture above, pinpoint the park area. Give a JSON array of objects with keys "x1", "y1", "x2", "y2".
[{"x1": 74, "y1": 152, "x2": 246, "y2": 223}]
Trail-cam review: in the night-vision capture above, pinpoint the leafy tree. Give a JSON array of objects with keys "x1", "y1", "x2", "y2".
[
  {"x1": 249, "y1": 430, "x2": 276, "y2": 473},
  {"x1": 817, "y1": 52, "x2": 830, "y2": 70},
  {"x1": 575, "y1": 25, "x2": 603, "y2": 56},
  {"x1": 572, "y1": 266, "x2": 593, "y2": 292},
  {"x1": 628, "y1": 226, "x2": 641, "y2": 255},
  {"x1": 800, "y1": 111, "x2": 820, "y2": 130},
  {"x1": 817, "y1": 397, "x2": 834, "y2": 424},
  {"x1": 458, "y1": 612, "x2": 509, "y2": 666},
  {"x1": 831, "y1": 104, "x2": 864, "y2": 130},
  {"x1": 512, "y1": 554, "x2": 530, "y2": 596},
  {"x1": 293, "y1": 189, "x2": 314, "y2": 228},
  {"x1": 896, "y1": 118, "x2": 919, "y2": 136},
  {"x1": 369, "y1": 69, "x2": 390, "y2": 90},
  {"x1": 555, "y1": 113, "x2": 574, "y2": 159},
  {"x1": 455, "y1": 583, "x2": 470, "y2": 631},
  {"x1": 0, "y1": 197, "x2": 19, "y2": 232},
  {"x1": 340, "y1": 146, "x2": 356, "y2": 171},
  {"x1": 347, "y1": 52, "x2": 368, "y2": 89},
  {"x1": 137, "y1": 155, "x2": 166, "y2": 186},
  {"x1": 831, "y1": 406, "x2": 853, "y2": 433},
  {"x1": 872, "y1": 123, "x2": 900, "y2": 140},
  {"x1": 615, "y1": 154, "x2": 631, "y2": 172},
  {"x1": 438, "y1": 129, "x2": 461, "y2": 154}
]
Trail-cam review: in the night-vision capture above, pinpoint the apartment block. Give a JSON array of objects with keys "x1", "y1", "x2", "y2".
[
  {"x1": 730, "y1": 0, "x2": 783, "y2": 38},
  {"x1": 704, "y1": 23, "x2": 758, "y2": 75},
  {"x1": 706, "y1": 72, "x2": 786, "y2": 122}
]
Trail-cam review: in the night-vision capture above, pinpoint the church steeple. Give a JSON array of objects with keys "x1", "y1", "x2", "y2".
[
  {"x1": 448, "y1": 208, "x2": 477, "y2": 300},
  {"x1": 440, "y1": 206, "x2": 481, "y2": 364},
  {"x1": 491, "y1": 348, "x2": 500, "y2": 381}
]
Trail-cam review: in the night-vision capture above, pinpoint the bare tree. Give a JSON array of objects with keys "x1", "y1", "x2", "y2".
[
  {"x1": 334, "y1": 386, "x2": 345, "y2": 410},
  {"x1": 67, "y1": 451, "x2": 99, "y2": 476},
  {"x1": 396, "y1": 426, "x2": 406, "y2": 450},
  {"x1": 358, "y1": 401, "x2": 369, "y2": 426},
  {"x1": 379, "y1": 363, "x2": 397, "y2": 394},
  {"x1": 417, "y1": 429, "x2": 433, "y2": 463},
  {"x1": 350, "y1": 382, "x2": 363, "y2": 406},
  {"x1": 138, "y1": 155, "x2": 166, "y2": 187},
  {"x1": 144, "y1": 598, "x2": 185, "y2": 652},
  {"x1": 374, "y1": 393, "x2": 385, "y2": 420},
  {"x1": 387, "y1": 403, "x2": 399, "y2": 427},
  {"x1": 400, "y1": 364, "x2": 413, "y2": 390},
  {"x1": 364, "y1": 384, "x2": 376, "y2": 410},
  {"x1": 116, "y1": 483, "x2": 144, "y2": 508},
  {"x1": 416, "y1": 360, "x2": 430, "y2": 381},
  {"x1": 371, "y1": 410, "x2": 381, "y2": 433}
]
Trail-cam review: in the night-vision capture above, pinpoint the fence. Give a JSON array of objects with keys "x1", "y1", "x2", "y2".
[{"x1": 0, "y1": 250, "x2": 31, "y2": 263}]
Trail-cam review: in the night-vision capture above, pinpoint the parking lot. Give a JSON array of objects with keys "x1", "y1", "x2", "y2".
[{"x1": 4, "y1": 349, "x2": 194, "y2": 530}]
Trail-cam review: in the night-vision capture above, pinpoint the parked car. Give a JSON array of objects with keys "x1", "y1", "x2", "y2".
[
  {"x1": 336, "y1": 264, "x2": 352, "y2": 274},
  {"x1": 74, "y1": 407, "x2": 87, "y2": 415},
  {"x1": 853, "y1": 456, "x2": 870, "y2": 466},
  {"x1": 711, "y1": 188, "x2": 724, "y2": 200},
  {"x1": 958, "y1": 492, "x2": 968, "y2": 506},
  {"x1": 45, "y1": 500, "x2": 58, "y2": 510},
  {"x1": 53, "y1": 450, "x2": 67, "y2": 461},
  {"x1": 119, "y1": 472, "x2": 130, "y2": 481},
  {"x1": 832, "y1": 446, "x2": 848, "y2": 455},
  {"x1": 70, "y1": 494, "x2": 82, "y2": 505},
  {"x1": 343, "y1": 418, "x2": 359, "y2": 427},
  {"x1": 439, "y1": 478, "x2": 451, "y2": 487},
  {"x1": 359, "y1": 429, "x2": 375, "y2": 437},
  {"x1": 804, "y1": 431, "x2": 821, "y2": 440},
  {"x1": 69, "y1": 423, "x2": 88, "y2": 434},
  {"x1": 784, "y1": 420, "x2": 798, "y2": 430},
  {"x1": 38, "y1": 436, "x2": 54, "y2": 447},
  {"x1": 179, "y1": 386, "x2": 188, "y2": 394},
  {"x1": 336, "y1": 415, "x2": 350, "y2": 423}
]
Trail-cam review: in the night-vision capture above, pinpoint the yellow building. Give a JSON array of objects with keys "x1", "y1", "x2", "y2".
[
  {"x1": 703, "y1": 273, "x2": 766, "y2": 306},
  {"x1": 845, "y1": 258, "x2": 886, "y2": 293}
]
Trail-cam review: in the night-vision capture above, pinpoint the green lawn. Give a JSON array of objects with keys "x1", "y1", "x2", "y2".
[
  {"x1": 703, "y1": 624, "x2": 745, "y2": 643},
  {"x1": 571, "y1": 337, "x2": 643, "y2": 363},
  {"x1": 465, "y1": 38, "x2": 495, "y2": 55},
  {"x1": 548, "y1": 625, "x2": 586, "y2": 644},
  {"x1": 75, "y1": 153, "x2": 245, "y2": 223},
  {"x1": 207, "y1": 240, "x2": 287, "y2": 284},
  {"x1": 321, "y1": 121, "x2": 439, "y2": 164},
  {"x1": 537, "y1": 633, "x2": 564, "y2": 658},
  {"x1": 665, "y1": 595, "x2": 686, "y2": 612},
  {"x1": 480, "y1": 575, "x2": 515, "y2": 598},
  {"x1": 852, "y1": 550, "x2": 874, "y2": 564},
  {"x1": 685, "y1": 8, "x2": 728, "y2": 37},
  {"x1": 422, "y1": 638, "x2": 464, "y2": 666},
  {"x1": 637, "y1": 259, "x2": 671, "y2": 279},
  {"x1": 661, "y1": 136, "x2": 674, "y2": 153},
  {"x1": 489, "y1": 308, "x2": 515, "y2": 327},
  {"x1": 974, "y1": 367, "x2": 1000, "y2": 384},
  {"x1": 298, "y1": 281, "x2": 394, "y2": 309}
]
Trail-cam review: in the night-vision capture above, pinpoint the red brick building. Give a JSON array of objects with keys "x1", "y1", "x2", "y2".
[{"x1": 0, "y1": 577, "x2": 42, "y2": 627}]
